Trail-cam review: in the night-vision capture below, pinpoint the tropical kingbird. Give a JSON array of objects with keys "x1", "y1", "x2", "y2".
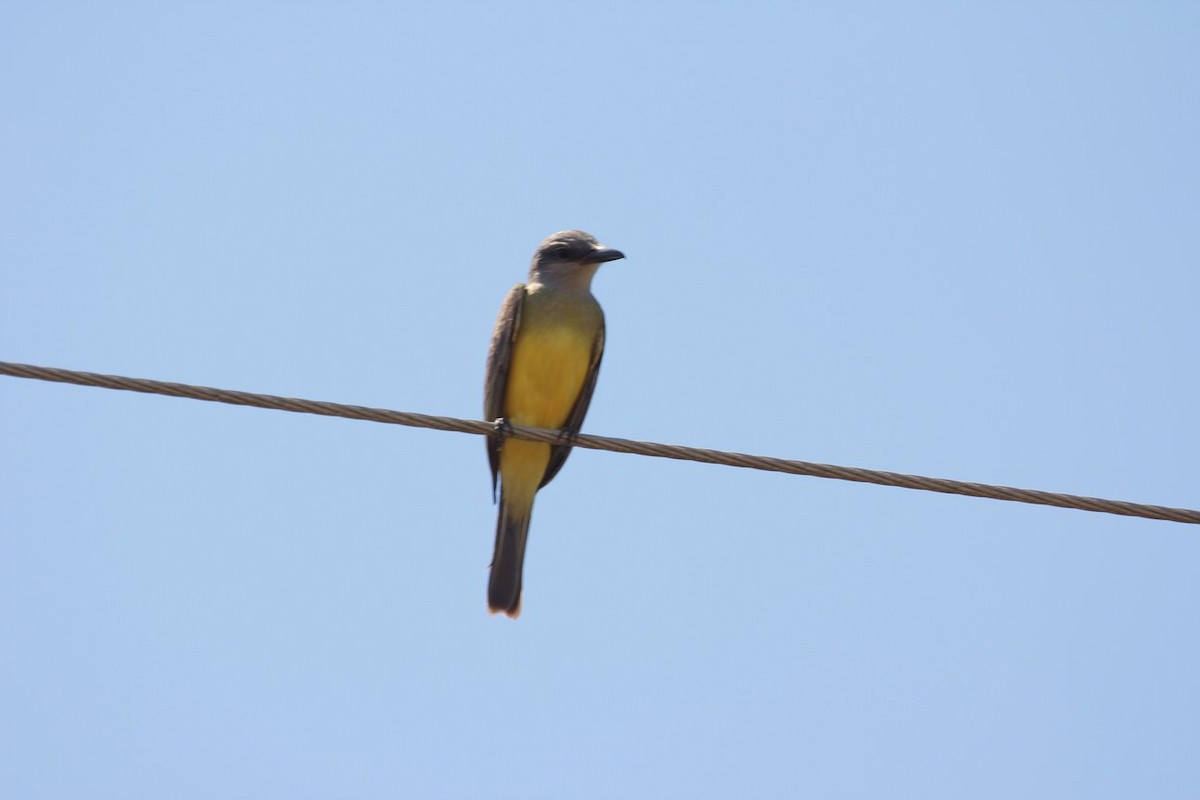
[{"x1": 484, "y1": 230, "x2": 625, "y2": 617}]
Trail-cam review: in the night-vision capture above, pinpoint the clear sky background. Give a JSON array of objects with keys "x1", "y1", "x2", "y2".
[{"x1": 2, "y1": 3, "x2": 1198, "y2": 798}]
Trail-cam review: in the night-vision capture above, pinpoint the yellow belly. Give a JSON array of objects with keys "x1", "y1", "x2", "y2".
[
  {"x1": 504, "y1": 323, "x2": 594, "y2": 429},
  {"x1": 499, "y1": 288, "x2": 601, "y2": 497}
]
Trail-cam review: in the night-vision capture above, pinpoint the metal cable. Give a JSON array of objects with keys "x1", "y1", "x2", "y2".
[{"x1": 3, "y1": 360, "x2": 1196, "y2": 525}]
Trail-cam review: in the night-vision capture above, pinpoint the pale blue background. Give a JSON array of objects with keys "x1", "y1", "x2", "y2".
[{"x1": 3, "y1": 3, "x2": 1198, "y2": 798}]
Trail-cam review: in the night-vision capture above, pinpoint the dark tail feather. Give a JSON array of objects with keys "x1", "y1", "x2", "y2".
[{"x1": 488, "y1": 493, "x2": 532, "y2": 618}]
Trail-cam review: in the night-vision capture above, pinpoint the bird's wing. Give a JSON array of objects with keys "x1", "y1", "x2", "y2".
[
  {"x1": 540, "y1": 318, "x2": 605, "y2": 489},
  {"x1": 484, "y1": 284, "x2": 526, "y2": 498}
]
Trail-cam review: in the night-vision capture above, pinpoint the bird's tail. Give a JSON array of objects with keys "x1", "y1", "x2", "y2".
[{"x1": 488, "y1": 489, "x2": 533, "y2": 618}]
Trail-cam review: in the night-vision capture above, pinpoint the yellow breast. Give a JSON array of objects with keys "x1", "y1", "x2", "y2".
[{"x1": 503, "y1": 287, "x2": 601, "y2": 429}]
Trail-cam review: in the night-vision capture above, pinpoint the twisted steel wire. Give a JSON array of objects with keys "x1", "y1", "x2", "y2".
[{"x1": 3, "y1": 360, "x2": 1196, "y2": 525}]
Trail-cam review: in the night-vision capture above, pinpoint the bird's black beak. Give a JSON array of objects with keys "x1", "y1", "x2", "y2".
[{"x1": 582, "y1": 247, "x2": 625, "y2": 264}]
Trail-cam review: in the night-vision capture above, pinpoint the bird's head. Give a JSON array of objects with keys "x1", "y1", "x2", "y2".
[{"x1": 529, "y1": 230, "x2": 624, "y2": 287}]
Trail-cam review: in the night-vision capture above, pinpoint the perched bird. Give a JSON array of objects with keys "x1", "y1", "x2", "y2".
[{"x1": 483, "y1": 230, "x2": 625, "y2": 617}]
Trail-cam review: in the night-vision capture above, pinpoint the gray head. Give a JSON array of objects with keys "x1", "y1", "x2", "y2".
[{"x1": 529, "y1": 230, "x2": 624, "y2": 286}]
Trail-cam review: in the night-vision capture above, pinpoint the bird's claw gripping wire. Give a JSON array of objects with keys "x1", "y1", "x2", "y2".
[{"x1": 492, "y1": 417, "x2": 514, "y2": 447}]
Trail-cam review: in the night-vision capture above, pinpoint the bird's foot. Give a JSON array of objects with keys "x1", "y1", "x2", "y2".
[{"x1": 492, "y1": 417, "x2": 514, "y2": 446}]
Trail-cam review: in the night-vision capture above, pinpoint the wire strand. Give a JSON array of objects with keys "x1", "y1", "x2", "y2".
[{"x1": 3, "y1": 360, "x2": 1197, "y2": 525}]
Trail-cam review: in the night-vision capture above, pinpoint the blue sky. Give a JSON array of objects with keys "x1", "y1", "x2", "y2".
[{"x1": 3, "y1": 3, "x2": 1198, "y2": 798}]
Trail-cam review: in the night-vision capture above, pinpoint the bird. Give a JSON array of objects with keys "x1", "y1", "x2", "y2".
[{"x1": 483, "y1": 230, "x2": 625, "y2": 617}]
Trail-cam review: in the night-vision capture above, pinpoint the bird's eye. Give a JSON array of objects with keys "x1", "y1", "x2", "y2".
[{"x1": 551, "y1": 245, "x2": 571, "y2": 259}]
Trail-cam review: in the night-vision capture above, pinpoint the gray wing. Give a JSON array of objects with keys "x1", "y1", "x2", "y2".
[
  {"x1": 484, "y1": 284, "x2": 526, "y2": 497},
  {"x1": 539, "y1": 318, "x2": 605, "y2": 489}
]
